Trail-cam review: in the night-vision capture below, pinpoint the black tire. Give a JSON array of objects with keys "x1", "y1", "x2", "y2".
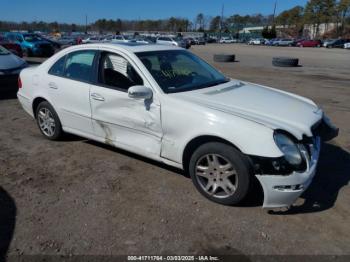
[
  {"x1": 213, "y1": 54, "x2": 236, "y2": 62},
  {"x1": 189, "y1": 142, "x2": 252, "y2": 206},
  {"x1": 272, "y1": 57, "x2": 299, "y2": 67},
  {"x1": 35, "y1": 101, "x2": 63, "y2": 140}
]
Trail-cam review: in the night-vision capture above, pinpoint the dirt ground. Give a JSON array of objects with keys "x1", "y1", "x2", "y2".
[{"x1": 0, "y1": 44, "x2": 350, "y2": 260}]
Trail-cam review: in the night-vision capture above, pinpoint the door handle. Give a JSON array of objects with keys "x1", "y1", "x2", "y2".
[
  {"x1": 91, "y1": 93, "x2": 105, "y2": 101},
  {"x1": 48, "y1": 82, "x2": 58, "y2": 89}
]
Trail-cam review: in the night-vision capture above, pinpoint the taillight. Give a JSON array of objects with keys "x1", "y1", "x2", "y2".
[{"x1": 18, "y1": 76, "x2": 22, "y2": 89}]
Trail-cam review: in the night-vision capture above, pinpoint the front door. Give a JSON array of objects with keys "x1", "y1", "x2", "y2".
[{"x1": 90, "y1": 51, "x2": 162, "y2": 157}]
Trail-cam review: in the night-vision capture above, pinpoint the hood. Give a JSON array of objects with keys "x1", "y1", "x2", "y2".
[
  {"x1": 172, "y1": 80, "x2": 323, "y2": 140},
  {"x1": 0, "y1": 53, "x2": 26, "y2": 70}
]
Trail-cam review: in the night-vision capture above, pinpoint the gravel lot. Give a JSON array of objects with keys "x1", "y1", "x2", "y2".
[{"x1": 0, "y1": 44, "x2": 350, "y2": 260}]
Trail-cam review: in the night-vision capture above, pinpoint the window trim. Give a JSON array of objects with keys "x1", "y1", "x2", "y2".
[
  {"x1": 47, "y1": 49, "x2": 98, "y2": 84},
  {"x1": 48, "y1": 55, "x2": 67, "y2": 77},
  {"x1": 93, "y1": 50, "x2": 144, "y2": 93}
]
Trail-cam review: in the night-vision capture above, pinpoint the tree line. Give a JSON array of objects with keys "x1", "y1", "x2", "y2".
[{"x1": 0, "y1": 0, "x2": 349, "y2": 38}]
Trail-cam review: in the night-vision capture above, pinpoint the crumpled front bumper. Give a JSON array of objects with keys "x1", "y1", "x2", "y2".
[{"x1": 256, "y1": 137, "x2": 321, "y2": 209}]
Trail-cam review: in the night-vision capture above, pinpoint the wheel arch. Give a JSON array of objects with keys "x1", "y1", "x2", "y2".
[
  {"x1": 32, "y1": 97, "x2": 48, "y2": 118},
  {"x1": 182, "y1": 135, "x2": 242, "y2": 172}
]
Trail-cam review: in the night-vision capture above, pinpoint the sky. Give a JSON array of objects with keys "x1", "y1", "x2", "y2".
[{"x1": 1, "y1": 0, "x2": 309, "y2": 24}]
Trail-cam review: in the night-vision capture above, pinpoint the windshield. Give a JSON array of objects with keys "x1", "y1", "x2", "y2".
[
  {"x1": 24, "y1": 34, "x2": 42, "y2": 42},
  {"x1": 136, "y1": 50, "x2": 229, "y2": 93},
  {"x1": 0, "y1": 45, "x2": 10, "y2": 55}
]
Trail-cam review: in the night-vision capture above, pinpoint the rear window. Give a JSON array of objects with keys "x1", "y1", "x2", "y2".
[{"x1": 48, "y1": 56, "x2": 66, "y2": 76}]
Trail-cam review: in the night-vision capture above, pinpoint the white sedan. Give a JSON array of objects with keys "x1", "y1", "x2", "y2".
[
  {"x1": 219, "y1": 37, "x2": 237, "y2": 44},
  {"x1": 17, "y1": 43, "x2": 338, "y2": 208}
]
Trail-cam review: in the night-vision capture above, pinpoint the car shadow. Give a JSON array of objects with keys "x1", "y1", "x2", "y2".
[
  {"x1": 86, "y1": 140, "x2": 186, "y2": 177},
  {"x1": 0, "y1": 187, "x2": 17, "y2": 261},
  {"x1": 86, "y1": 141, "x2": 348, "y2": 212},
  {"x1": 269, "y1": 143, "x2": 350, "y2": 215},
  {"x1": 86, "y1": 140, "x2": 263, "y2": 207}
]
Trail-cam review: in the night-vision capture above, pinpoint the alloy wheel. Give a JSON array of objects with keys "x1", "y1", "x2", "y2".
[
  {"x1": 38, "y1": 108, "x2": 56, "y2": 137},
  {"x1": 195, "y1": 154, "x2": 238, "y2": 199}
]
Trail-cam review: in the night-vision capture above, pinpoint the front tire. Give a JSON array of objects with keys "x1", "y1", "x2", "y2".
[
  {"x1": 36, "y1": 101, "x2": 63, "y2": 140},
  {"x1": 189, "y1": 142, "x2": 252, "y2": 205}
]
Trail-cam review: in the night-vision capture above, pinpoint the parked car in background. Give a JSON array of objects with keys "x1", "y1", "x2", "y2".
[
  {"x1": 131, "y1": 36, "x2": 152, "y2": 44},
  {"x1": 156, "y1": 36, "x2": 178, "y2": 46},
  {"x1": 5, "y1": 32, "x2": 54, "y2": 57},
  {"x1": 273, "y1": 39, "x2": 294, "y2": 46},
  {"x1": 196, "y1": 37, "x2": 206, "y2": 45},
  {"x1": 219, "y1": 37, "x2": 237, "y2": 43},
  {"x1": 35, "y1": 34, "x2": 61, "y2": 49},
  {"x1": 265, "y1": 38, "x2": 280, "y2": 46},
  {"x1": 179, "y1": 37, "x2": 191, "y2": 49},
  {"x1": 296, "y1": 39, "x2": 322, "y2": 48},
  {"x1": 0, "y1": 35, "x2": 23, "y2": 57},
  {"x1": 82, "y1": 36, "x2": 105, "y2": 44},
  {"x1": 156, "y1": 36, "x2": 188, "y2": 48},
  {"x1": 0, "y1": 45, "x2": 28, "y2": 93},
  {"x1": 57, "y1": 36, "x2": 78, "y2": 46},
  {"x1": 17, "y1": 43, "x2": 338, "y2": 209},
  {"x1": 111, "y1": 35, "x2": 131, "y2": 43},
  {"x1": 322, "y1": 39, "x2": 336, "y2": 47},
  {"x1": 248, "y1": 38, "x2": 265, "y2": 45},
  {"x1": 185, "y1": 37, "x2": 197, "y2": 45},
  {"x1": 325, "y1": 39, "x2": 350, "y2": 48},
  {"x1": 344, "y1": 42, "x2": 350, "y2": 49},
  {"x1": 206, "y1": 37, "x2": 217, "y2": 43}
]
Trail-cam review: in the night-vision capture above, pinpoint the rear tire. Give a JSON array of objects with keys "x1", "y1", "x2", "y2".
[
  {"x1": 189, "y1": 142, "x2": 252, "y2": 206},
  {"x1": 36, "y1": 101, "x2": 63, "y2": 140}
]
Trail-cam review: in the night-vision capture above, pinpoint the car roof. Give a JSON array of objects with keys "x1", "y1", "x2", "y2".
[{"x1": 79, "y1": 42, "x2": 183, "y2": 53}]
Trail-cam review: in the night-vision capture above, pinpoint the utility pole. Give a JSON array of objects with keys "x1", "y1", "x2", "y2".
[
  {"x1": 85, "y1": 15, "x2": 88, "y2": 34},
  {"x1": 272, "y1": 0, "x2": 277, "y2": 25},
  {"x1": 220, "y1": 3, "x2": 224, "y2": 39}
]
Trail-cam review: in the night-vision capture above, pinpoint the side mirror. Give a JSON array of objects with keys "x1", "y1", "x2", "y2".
[{"x1": 128, "y1": 85, "x2": 153, "y2": 100}]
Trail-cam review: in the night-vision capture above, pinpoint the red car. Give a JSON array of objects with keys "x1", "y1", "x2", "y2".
[
  {"x1": 0, "y1": 35, "x2": 23, "y2": 57},
  {"x1": 297, "y1": 39, "x2": 322, "y2": 48}
]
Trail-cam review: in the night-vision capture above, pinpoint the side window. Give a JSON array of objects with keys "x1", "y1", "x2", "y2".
[
  {"x1": 64, "y1": 50, "x2": 96, "y2": 82},
  {"x1": 48, "y1": 56, "x2": 66, "y2": 76},
  {"x1": 99, "y1": 52, "x2": 143, "y2": 92}
]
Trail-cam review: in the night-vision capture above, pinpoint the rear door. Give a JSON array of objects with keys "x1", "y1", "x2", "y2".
[
  {"x1": 89, "y1": 50, "x2": 162, "y2": 157},
  {"x1": 46, "y1": 49, "x2": 97, "y2": 135}
]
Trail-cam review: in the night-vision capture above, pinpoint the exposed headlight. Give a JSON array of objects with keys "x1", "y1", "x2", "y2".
[{"x1": 274, "y1": 132, "x2": 302, "y2": 166}]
